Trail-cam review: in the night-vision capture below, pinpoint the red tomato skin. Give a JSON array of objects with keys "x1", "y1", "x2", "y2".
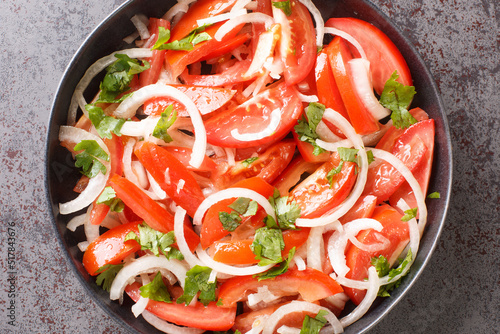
[
  {"x1": 161, "y1": 146, "x2": 217, "y2": 172},
  {"x1": 108, "y1": 174, "x2": 200, "y2": 251},
  {"x1": 134, "y1": 141, "x2": 205, "y2": 218},
  {"x1": 273, "y1": 156, "x2": 323, "y2": 196},
  {"x1": 180, "y1": 59, "x2": 255, "y2": 86},
  {"x1": 218, "y1": 268, "x2": 343, "y2": 308},
  {"x1": 199, "y1": 33, "x2": 251, "y2": 61},
  {"x1": 204, "y1": 82, "x2": 302, "y2": 148},
  {"x1": 344, "y1": 205, "x2": 410, "y2": 305},
  {"x1": 325, "y1": 17, "x2": 413, "y2": 95},
  {"x1": 83, "y1": 221, "x2": 141, "y2": 275},
  {"x1": 289, "y1": 153, "x2": 357, "y2": 218},
  {"x1": 126, "y1": 282, "x2": 237, "y2": 331},
  {"x1": 139, "y1": 19, "x2": 170, "y2": 87},
  {"x1": 326, "y1": 36, "x2": 379, "y2": 135},
  {"x1": 338, "y1": 195, "x2": 378, "y2": 225},
  {"x1": 292, "y1": 126, "x2": 332, "y2": 163}
]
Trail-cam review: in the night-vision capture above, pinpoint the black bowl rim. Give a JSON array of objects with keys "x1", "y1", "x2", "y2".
[{"x1": 44, "y1": 0, "x2": 453, "y2": 333}]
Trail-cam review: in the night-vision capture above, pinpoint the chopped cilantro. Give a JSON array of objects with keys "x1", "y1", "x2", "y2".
[
  {"x1": 427, "y1": 191, "x2": 441, "y2": 199},
  {"x1": 219, "y1": 211, "x2": 242, "y2": 232},
  {"x1": 177, "y1": 266, "x2": 216, "y2": 306},
  {"x1": 371, "y1": 249, "x2": 413, "y2": 297},
  {"x1": 379, "y1": 71, "x2": 417, "y2": 129},
  {"x1": 154, "y1": 25, "x2": 212, "y2": 51},
  {"x1": 96, "y1": 186, "x2": 124, "y2": 212},
  {"x1": 74, "y1": 140, "x2": 109, "y2": 178},
  {"x1": 272, "y1": 0, "x2": 292, "y2": 16},
  {"x1": 251, "y1": 227, "x2": 285, "y2": 266},
  {"x1": 95, "y1": 263, "x2": 123, "y2": 292},
  {"x1": 86, "y1": 104, "x2": 126, "y2": 139},
  {"x1": 241, "y1": 156, "x2": 258, "y2": 167},
  {"x1": 229, "y1": 197, "x2": 258, "y2": 217},
  {"x1": 124, "y1": 223, "x2": 182, "y2": 259},
  {"x1": 254, "y1": 247, "x2": 295, "y2": 280},
  {"x1": 152, "y1": 26, "x2": 171, "y2": 50},
  {"x1": 139, "y1": 271, "x2": 171, "y2": 302},
  {"x1": 401, "y1": 207, "x2": 418, "y2": 222},
  {"x1": 268, "y1": 190, "x2": 301, "y2": 230},
  {"x1": 367, "y1": 150, "x2": 375, "y2": 164},
  {"x1": 337, "y1": 147, "x2": 359, "y2": 164},
  {"x1": 152, "y1": 105, "x2": 177, "y2": 143},
  {"x1": 326, "y1": 161, "x2": 344, "y2": 188},
  {"x1": 294, "y1": 103, "x2": 326, "y2": 156},
  {"x1": 300, "y1": 309, "x2": 329, "y2": 334}
]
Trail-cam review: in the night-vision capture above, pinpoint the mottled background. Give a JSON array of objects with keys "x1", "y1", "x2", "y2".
[{"x1": 0, "y1": 0, "x2": 498, "y2": 333}]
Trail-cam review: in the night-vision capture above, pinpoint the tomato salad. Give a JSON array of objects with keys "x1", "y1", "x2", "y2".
[{"x1": 60, "y1": 0, "x2": 437, "y2": 332}]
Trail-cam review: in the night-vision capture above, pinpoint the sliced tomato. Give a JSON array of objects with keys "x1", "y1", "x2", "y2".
[
  {"x1": 325, "y1": 17, "x2": 412, "y2": 95},
  {"x1": 161, "y1": 146, "x2": 217, "y2": 173},
  {"x1": 272, "y1": 0, "x2": 316, "y2": 86},
  {"x1": 273, "y1": 156, "x2": 322, "y2": 196},
  {"x1": 199, "y1": 33, "x2": 251, "y2": 61},
  {"x1": 204, "y1": 82, "x2": 302, "y2": 148},
  {"x1": 200, "y1": 177, "x2": 275, "y2": 249},
  {"x1": 143, "y1": 85, "x2": 236, "y2": 117},
  {"x1": 180, "y1": 59, "x2": 255, "y2": 86},
  {"x1": 288, "y1": 152, "x2": 357, "y2": 218},
  {"x1": 139, "y1": 18, "x2": 170, "y2": 87},
  {"x1": 134, "y1": 141, "x2": 205, "y2": 218},
  {"x1": 326, "y1": 36, "x2": 379, "y2": 135},
  {"x1": 338, "y1": 195, "x2": 378, "y2": 224},
  {"x1": 211, "y1": 227, "x2": 310, "y2": 265},
  {"x1": 108, "y1": 174, "x2": 200, "y2": 251},
  {"x1": 126, "y1": 282, "x2": 237, "y2": 331},
  {"x1": 218, "y1": 268, "x2": 343, "y2": 308},
  {"x1": 292, "y1": 126, "x2": 332, "y2": 163},
  {"x1": 344, "y1": 204, "x2": 410, "y2": 305},
  {"x1": 83, "y1": 221, "x2": 141, "y2": 275}
]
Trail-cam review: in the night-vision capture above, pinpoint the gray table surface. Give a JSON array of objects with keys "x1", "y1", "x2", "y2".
[{"x1": 1, "y1": 0, "x2": 498, "y2": 333}]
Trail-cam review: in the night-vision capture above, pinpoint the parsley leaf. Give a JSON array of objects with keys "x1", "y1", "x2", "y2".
[
  {"x1": 152, "y1": 105, "x2": 177, "y2": 143},
  {"x1": 401, "y1": 207, "x2": 418, "y2": 222},
  {"x1": 219, "y1": 211, "x2": 242, "y2": 232},
  {"x1": 254, "y1": 247, "x2": 295, "y2": 280},
  {"x1": 294, "y1": 103, "x2": 326, "y2": 156},
  {"x1": 124, "y1": 223, "x2": 182, "y2": 259},
  {"x1": 427, "y1": 191, "x2": 440, "y2": 199},
  {"x1": 96, "y1": 186, "x2": 124, "y2": 212},
  {"x1": 300, "y1": 309, "x2": 329, "y2": 334},
  {"x1": 272, "y1": 0, "x2": 292, "y2": 16},
  {"x1": 177, "y1": 266, "x2": 216, "y2": 306},
  {"x1": 379, "y1": 71, "x2": 417, "y2": 129},
  {"x1": 139, "y1": 271, "x2": 171, "y2": 302},
  {"x1": 86, "y1": 104, "x2": 126, "y2": 139},
  {"x1": 251, "y1": 227, "x2": 285, "y2": 266},
  {"x1": 242, "y1": 156, "x2": 258, "y2": 167},
  {"x1": 74, "y1": 140, "x2": 109, "y2": 178},
  {"x1": 95, "y1": 264, "x2": 123, "y2": 292},
  {"x1": 371, "y1": 250, "x2": 413, "y2": 297}
]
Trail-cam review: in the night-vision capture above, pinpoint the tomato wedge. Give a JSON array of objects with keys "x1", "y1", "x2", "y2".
[
  {"x1": 326, "y1": 17, "x2": 413, "y2": 95},
  {"x1": 162, "y1": 146, "x2": 217, "y2": 173},
  {"x1": 134, "y1": 141, "x2": 205, "y2": 218},
  {"x1": 83, "y1": 221, "x2": 141, "y2": 275},
  {"x1": 292, "y1": 126, "x2": 332, "y2": 163},
  {"x1": 344, "y1": 204, "x2": 410, "y2": 305},
  {"x1": 126, "y1": 282, "x2": 237, "y2": 331},
  {"x1": 108, "y1": 174, "x2": 200, "y2": 251},
  {"x1": 139, "y1": 18, "x2": 170, "y2": 87},
  {"x1": 289, "y1": 152, "x2": 357, "y2": 218},
  {"x1": 180, "y1": 59, "x2": 255, "y2": 86},
  {"x1": 218, "y1": 268, "x2": 343, "y2": 308},
  {"x1": 273, "y1": 156, "x2": 323, "y2": 196},
  {"x1": 204, "y1": 82, "x2": 302, "y2": 148}
]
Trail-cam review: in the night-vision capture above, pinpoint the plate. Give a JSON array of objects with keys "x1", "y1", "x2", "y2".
[{"x1": 45, "y1": 0, "x2": 453, "y2": 332}]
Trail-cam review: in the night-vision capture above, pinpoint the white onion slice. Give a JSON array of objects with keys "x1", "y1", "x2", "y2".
[
  {"x1": 297, "y1": 0, "x2": 324, "y2": 47},
  {"x1": 109, "y1": 255, "x2": 187, "y2": 304},
  {"x1": 142, "y1": 310, "x2": 205, "y2": 334},
  {"x1": 130, "y1": 14, "x2": 150, "y2": 40},
  {"x1": 297, "y1": 92, "x2": 319, "y2": 103},
  {"x1": 162, "y1": 0, "x2": 197, "y2": 22},
  {"x1": 232, "y1": 0, "x2": 253, "y2": 12},
  {"x1": 295, "y1": 108, "x2": 368, "y2": 227},
  {"x1": 262, "y1": 301, "x2": 343, "y2": 334},
  {"x1": 277, "y1": 326, "x2": 300, "y2": 334},
  {"x1": 131, "y1": 273, "x2": 151, "y2": 317},
  {"x1": 231, "y1": 108, "x2": 281, "y2": 141},
  {"x1": 247, "y1": 286, "x2": 280, "y2": 307},
  {"x1": 58, "y1": 126, "x2": 110, "y2": 214},
  {"x1": 306, "y1": 226, "x2": 325, "y2": 271},
  {"x1": 120, "y1": 117, "x2": 159, "y2": 138},
  {"x1": 348, "y1": 59, "x2": 390, "y2": 120},
  {"x1": 66, "y1": 213, "x2": 87, "y2": 232},
  {"x1": 340, "y1": 266, "x2": 379, "y2": 328},
  {"x1": 77, "y1": 241, "x2": 90, "y2": 252},
  {"x1": 197, "y1": 9, "x2": 247, "y2": 27},
  {"x1": 244, "y1": 28, "x2": 276, "y2": 78},
  {"x1": 147, "y1": 171, "x2": 167, "y2": 200},
  {"x1": 316, "y1": 120, "x2": 343, "y2": 143},
  {"x1": 174, "y1": 207, "x2": 203, "y2": 268},
  {"x1": 224, "y1": 147, "x2": 236, "y2": 166},
  {"x1": 315, "y1": 138, "x2": 353, "y2": 152},
  {"x1": 293, "y1": 255, "x2": 306, "y2": 271},
  {"x1": 83, "y1": 205, "x2": 100, "y2": 244},
  {"x1": 215, "y1": 13, "x2": 274, "y2": 41},
  {"x1": 193, "y1": 187, "x2": 276, "y2": 226},
  {"x1": 324, "y1": 27, "x2": 367, "y2": 60}
]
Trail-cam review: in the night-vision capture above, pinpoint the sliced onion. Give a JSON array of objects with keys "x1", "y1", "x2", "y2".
[
  {"x1": 244, "y1": 27, "x2": 278, "y2": 78},
  {"x1": 123, "y1": 31, "x2": 140, "y2": 44},
  {"x1": 193, "y1": 187, "x2": 276, "y2": 226},
  {"x1": 324, "y1": 27, "x2": 367, "y2": 60},
  {"x1": 215, "y1": 13, "x2": 274, "y2": 41},
  {"x1": 277, "y1": 326, "x2": 301, "y2": 334},
  {"x1": 162, "y1": 0, "x2": 196, "y2": 22},
  {"x1": 295, "y1": 108, "x2": 368, "y2": 227},
  {"x1": 131, "y1": 273, "x2": 151, "y2": 317},
  {"x1": 293, "y1": 255, "x2": 306, "y2": 271},
  {"x1": 83, "y1": 205, "x2": 100, "y2": 244},
  {"x1": 120, "y1": 117, "x2": 159, "y2": 138},
  {"x1": 231, "y1": 108, "x2": 281, "y2": 141},
  {"x1": 262, "y1": 301, "x2": 343, "y2": 334},
  {"x1": 130, "y1": 14, "x2": 150, "y2": 40},
  {"x1": 147, "y1": 170, "x2": 167, "y2": 200},
  {"x1": 174, "y1": 207, "x2": 203, "y2": 268},
  {"x1": 232, "y1": 0, "x2": 253, "y2": 12},
  {"x1": 77, "y1": 241, "x2": 90, "y2": 252},
  {"x1": 247, "y1": 286, "x2": 280, "y2": 307},
  {"x1": 58, "y1": 126, "x2": 110, "y2": 214},
  {"x1": 340, "y1": 266, "x2": 379, "y2": 328},
  {"x1": 224, "y1": 147, "x2": 236, "y2": 166},
  {"x1": 109, "y1": 255, "x2": 188, "y2": 304},
  {"x1": 316, "y1": 138, "x2": 353, "y2": 152},
  {"x1": 316, "y1": 120, "x2": 342, "y2": 143},
  {"x1": 348, "y1": 59, "x2": 390, "y2": 120},
  {"x1": 297, "y1": 92, "x2": 319, "y2": 103},
  {"x1": 114, "y1": 84, "x2": 206, "y2": 169},
  {"x1": 142, "y1": 310, "x2": 205, "y2": 334},
  {"x1": 297, "y1": 0, "x2": 324, "y2": 47},
  {"x1": 196, "y1": 9, "x2": 247, "y2": 27},
  {"x1": 306, "y1": 226, "x2": 325, "y2": 271},
  {"x1": 66, "y1": 212, "x2": 87, "y2": 232}
]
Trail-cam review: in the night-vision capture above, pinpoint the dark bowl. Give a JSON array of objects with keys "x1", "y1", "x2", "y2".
[{"x1": 45, "y1": 0, "x2": 453, "y2": 333}]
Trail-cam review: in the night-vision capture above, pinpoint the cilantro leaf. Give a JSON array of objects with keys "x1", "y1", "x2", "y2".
[
  {"x1": 86, "y1": 104, "x2": 126, "y2": 139},
  {"x1": 152, "y1": 26, "x2": 171, "y2": 50},
  {"x1": 177, "y1": 266, "x2": 216, "y2": 306},
  {"x1": 124, "y1": 223, "x2": 182, "y2": 259},
  {"x1": 251, "y1": 227, "x2": 285, "y2": 266},
  {"x1": 140, "y1": 271, "x2": 171, "y2": 302},
  {"x1": 401, "y1": 207, "x2": 418, "y2": 222},
  {"x1": 272, "y1": 0, "x2": 292, "y2": 16},
  {"x1": 254, "y1": 247, "x2": 295, "y2": 280},
  {"x1": 326, "y1": 161, "x2": 344, "y2": 188},
  {"x1": 367, "y1": 150, "x2": 375, "y2": 164},
  {"x1": 152, "y1": 105, "x2": 177, "y2": 143},
  {"x1": 427, "y1": 191, "x2": 440, "y2": 199},
  {"x1": 219, "y1": 211, "x2": 242, "y2": 232},
  {"x1": 155, "y1": 25, "x2": 212, "y2": 51},
  {"x1": 74, "y1": 140, "x2": 109, "y2": 178},
  {"x1": 268, "y1": 190, "x2": 301, "y2": 230},
  {"x1": 300, "y1": 309, "x2": 329, "y2": 334},
  {"x1": 96, "y1": 186, "x2": 124, "y2": 212},
  {"x1": 337, "y1": 147, "x2": 359, "y2": 164},
  {"x1": 371, "y1": 255, "x2": 391, "y2": 277},
  {"x1": 371, "y1": 250, "x2": 413, "y2": 297},
  {"x1": 95, "y1": 264, "x2": 123, "y2": 292},
  {"x1": 228, "y1": 197, "x2": 258, "y2": 217},
  {"x1": 379, "y1": 71, "x2": 417, "y2": 129},
  {"x1": 294, "y1": 103, "x2": 326, "y2": 156},
  {"x1": 241, "y1": 156, "x2": 258, "y2": 167}
]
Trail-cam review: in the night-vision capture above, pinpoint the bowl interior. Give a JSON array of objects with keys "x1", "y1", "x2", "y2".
[{"x1": 45, "y1": 0, "x2": 452, "y2": 333}]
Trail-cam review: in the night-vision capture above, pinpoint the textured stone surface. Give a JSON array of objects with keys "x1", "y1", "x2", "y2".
[{"x1": 0, "y1": 0, "x2": 498, "y2": 333}]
